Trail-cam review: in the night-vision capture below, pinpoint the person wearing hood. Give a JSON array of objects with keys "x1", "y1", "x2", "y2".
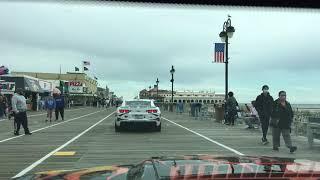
[
  {"x1": 255, "y1": 85, "x2": 274, "y2": 145},
  {"x1": 11, "y1": 88, "x2": 32, "y2": 135}
]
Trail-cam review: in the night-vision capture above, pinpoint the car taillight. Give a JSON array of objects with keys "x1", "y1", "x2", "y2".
[
  {"x1": 147, "y1": 109, "x2": 158, "y2": 113},
  {"x1": 119, "y1": 109, "x2": 130, "y2": 113}
]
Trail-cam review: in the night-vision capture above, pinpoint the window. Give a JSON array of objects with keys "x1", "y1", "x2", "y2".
[{"x1": 126, "y1": 101, "x2": 151, "y2": 107}]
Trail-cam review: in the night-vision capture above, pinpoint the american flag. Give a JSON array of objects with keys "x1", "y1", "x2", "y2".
[
  {"x1": 214, "y1": 43, "x2": 225, "y2": 63},
  {"x1": 83, "y1": 61, "x2": 90, "y2": 66}
]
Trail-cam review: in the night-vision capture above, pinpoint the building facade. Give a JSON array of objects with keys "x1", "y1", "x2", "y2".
[
  {"x1": 12, "y1": 72, "x2": 98, "y2": 94},
  {"x1": 163, "y1": 90, "x2": 225, "y2": 104},
  {"x1": 12, "y1": 71, "x2": 98, "y2": 106},
  {"x1": 139, "y1": 87, "x2": 224, "y2": 104}
]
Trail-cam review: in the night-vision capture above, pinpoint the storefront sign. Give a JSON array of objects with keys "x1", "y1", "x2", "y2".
[
  {"x1": 0, "y1": 82, "x2": 15, "y2": 94},
  {"x1": 68, "y1": 81, "x2": 84, "y2": 93},
  {"x1": 69, "y1": 86, "x2": 83, "y2": 93},
  {"x1": 69, "y1": 81, "x2": 83, "y2": 86}
]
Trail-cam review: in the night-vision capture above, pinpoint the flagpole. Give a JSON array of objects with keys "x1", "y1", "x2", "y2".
[
  {"x1": 59, "y1": 64, "x2": 62, "y2": 80},
  {"x1": 82, "y1": 61, "x2": 84, "y2": 73},
  {"x1": 225, "y1": 36, "x2": 229, "y2": 115}
]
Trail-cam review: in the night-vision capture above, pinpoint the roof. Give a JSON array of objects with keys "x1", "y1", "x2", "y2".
[{"x1": 124, "y1": 99, "x2": 153, "y2": 102}]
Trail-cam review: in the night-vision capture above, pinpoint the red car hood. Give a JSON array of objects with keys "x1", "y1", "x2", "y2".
[{"x1": 14, "y1": 154, "x2": 320, "y2": 180}]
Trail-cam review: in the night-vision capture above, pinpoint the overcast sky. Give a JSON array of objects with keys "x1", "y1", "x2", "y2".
[{"x1": 1, "y1": 2, "x2": 319, "y2": 103}]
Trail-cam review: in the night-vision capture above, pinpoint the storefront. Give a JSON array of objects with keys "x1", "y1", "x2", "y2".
[
  {"x1": 0, "y1": 81, "x2": 15, "y2": 108},
  {"x1": 0, "y1": 75, "x2": 47, "y2": 111},
  {"x1": 67, "y1": 81, "x2": 95, "y2": 106}
]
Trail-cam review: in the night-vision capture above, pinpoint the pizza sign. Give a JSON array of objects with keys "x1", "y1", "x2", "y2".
[{"x1": 69, "y1": 81, "x2": 82, "y2": 86}]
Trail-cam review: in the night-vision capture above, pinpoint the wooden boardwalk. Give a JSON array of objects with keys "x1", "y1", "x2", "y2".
[{"x1": 0, "y1": 107, "x2": 319, "y2": 179}]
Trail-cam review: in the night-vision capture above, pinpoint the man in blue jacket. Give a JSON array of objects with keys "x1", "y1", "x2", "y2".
[
  {"x1": 45, "y1": 95, "x2": 56, "y2": 122},
  {"x1": 54, "y1": 94, "x2": 65, "y2": 121}
]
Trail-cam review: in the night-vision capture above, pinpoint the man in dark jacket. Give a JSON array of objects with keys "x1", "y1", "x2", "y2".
[
  {"x1": 271, "y1": 91, "x2": 297, "y2": 153},
  {"x1": 255, "y1": 85, "x2": 274, "y2": 145},
  {"x1": 54, "y1": 94, "x2": 65, "y2": 121},
  {"x1": 226, "y1": 91, "x2": 238, "y2": 126}
]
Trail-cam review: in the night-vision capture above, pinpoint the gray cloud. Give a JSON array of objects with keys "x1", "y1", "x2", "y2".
[{"x1": 1, "y1": 2, "x2": 320, "y2": 103}]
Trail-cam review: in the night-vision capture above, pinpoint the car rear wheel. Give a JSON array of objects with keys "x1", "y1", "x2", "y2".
[{"x1": 155, "y1": 124, "x2": 161, "y2": 132}]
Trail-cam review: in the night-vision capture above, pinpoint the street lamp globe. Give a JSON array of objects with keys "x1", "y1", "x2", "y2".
[
  {"x1": 226, "y1": 26, "x2": 235, "y2": 38},
  {"x1": 219, "y1": 31, "x2": 227, "y2": 42},
  {"x1": 170, "y1": 66, "x2": 175, "y2": 75}
]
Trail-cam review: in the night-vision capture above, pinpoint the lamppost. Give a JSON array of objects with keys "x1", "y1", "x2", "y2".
[
  {"x1": 156, "y1": 78, "x2": 159, "y2": 101},
  {"x1": 170, "y1": 65, "x2": 175, "y2": 111},
  {"x1": 219, "y1": 15, "x2": 235, "y2": 117}
]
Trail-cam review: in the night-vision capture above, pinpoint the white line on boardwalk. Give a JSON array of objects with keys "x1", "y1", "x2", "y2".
[
  {"x1": 0, "y1": 119, "x2": 8, "y2": 122},
  {"x1": 12, "y1": 112, "x2": 115, "y2": 179},
  {"x1": 28, "y1": 107, "x2": 87, "y2": 117},
  {"x1": 0, "y1": 110, "x2": 103, "y2": 143},
  {"x1": 162, "y1": 117, "x2": 245, "y2": 156}
]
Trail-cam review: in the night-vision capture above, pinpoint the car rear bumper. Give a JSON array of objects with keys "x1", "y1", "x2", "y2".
[{"x1": 115, "y1": 119, "x2": 161, "y2": 127}]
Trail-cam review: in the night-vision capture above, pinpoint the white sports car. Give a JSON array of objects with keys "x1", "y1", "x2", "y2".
[{"x1": 115, "y1": 99, "x2": 161, "y2": 132}]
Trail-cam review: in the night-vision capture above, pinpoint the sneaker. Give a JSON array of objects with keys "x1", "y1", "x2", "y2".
[
  {"x1": 290, "y1": 146, "x2": 297, "y2": 153},
  {"x1": 25, "y1": 132, "x2": 32, "y2": 135},
  {"x1": 262, "y1": 138, "x2": 269, "y2": 145},
  {"x1": 273, "y1": 147, "x2": 279, "y2": 151},
  {"x1": 14, "y1": 132, "x2": 19, "y2": 136}
]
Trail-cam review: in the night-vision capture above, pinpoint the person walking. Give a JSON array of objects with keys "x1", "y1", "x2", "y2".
[
  {"x1": 45, "y1": 95, "x2": 56, "y2": 122},
  {"x1": 271, "y1": 91, "x2": 297, "y2": 153},
  {"x1": 106, "y1": 99, "x2": 110, "y2": 108},
  {"x1": 0, "y1": 94, "x2": 4, "y2": 119},
  {"x1": 226, "y1": 91, "x2": 238, "y2": 126},
  {"x1": 54, "y1": 94, "x2": 65, "y2": 121},
  {"x1": 178, "y1": 101, "x2": 184, "y2": 114},
  {"x1": 11, "y1": 88, "x2": 32, "y2": 135},
  {"x1": 255, "y1": 85, "x2": 274, "y2": 145}
]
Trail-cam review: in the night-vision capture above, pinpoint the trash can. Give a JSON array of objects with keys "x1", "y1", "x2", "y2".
[{"x1": 214, "y1": 103, "x2": 225, "y2": 122}]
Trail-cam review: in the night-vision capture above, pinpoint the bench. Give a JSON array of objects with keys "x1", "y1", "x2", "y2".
[{"x1": 307, "y1": 117, "x2": 320, "y2": 148}]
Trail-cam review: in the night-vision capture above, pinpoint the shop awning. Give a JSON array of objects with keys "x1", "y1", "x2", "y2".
[{"x1": 24, "y1": 78, "x2": 43, "y2": 93}]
